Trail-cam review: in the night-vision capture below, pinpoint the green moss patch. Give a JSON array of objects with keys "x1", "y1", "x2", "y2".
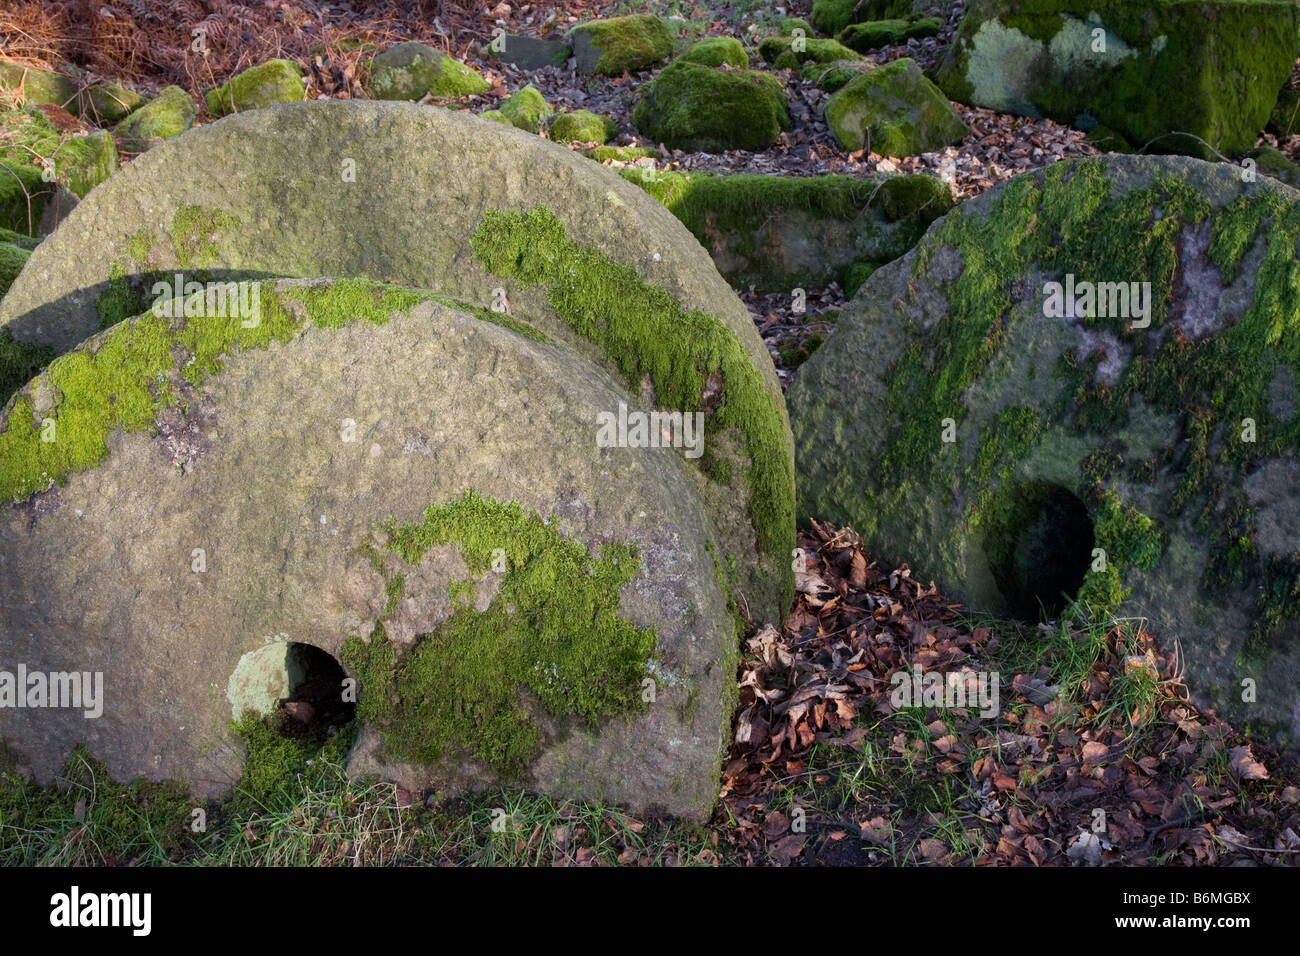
[
  {"x1": 342, "y1": 491, "x2": 657, "y2": 778},
  {"x1": 469, "y1": 205, "x2": 794, "y2": 574}
]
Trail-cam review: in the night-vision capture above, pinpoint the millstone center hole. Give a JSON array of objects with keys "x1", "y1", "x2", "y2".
[
  {"x1": 985, "y1": 481, "x2": 1095, "y2": 622},
  {"x1": 226, "y1": 642, "x2": 355, "y2": 741}
]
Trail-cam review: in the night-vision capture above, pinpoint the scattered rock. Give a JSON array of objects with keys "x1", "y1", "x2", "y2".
[
  {"x1": 568, "y1": 14, "x2": 675, "y2": 76},
  {"x1": 839, "y1": 17, "x2": 943, "y2": 53},
  {"x1": 633, "y1": 60, "x2": 792, "y2": 153},
  {"x1": 826, "y1": 57, "x2": 968, "y2": 155},
  {"x1": 0, "y1": 62, "x2": 77, "y2": 111},
  {"x1": 549, "y1": 109, "x2": 616, "y2": 143},
  {"x1": 500, "y1": 85, "x2": 552, "y2": 132},
  {"x1": 113, "y1": 86, "x2": 197, "y2": 152},
  {"x1": 677, "y1": 36, "x2": 750, "y2": 69},
  {"x1": 491, "y1": 34, "x2": 573, "y2": 70},
  {"x1": 367, "y1": 42, "x2": 490, "y2": 99},
  {"x1": 205, "y1": 59, "x2": 307, "y2": 116}
]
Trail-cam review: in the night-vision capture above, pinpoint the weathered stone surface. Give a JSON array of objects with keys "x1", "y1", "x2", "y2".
[
  {"x1": 624, "y1": 169, "x2": 952, "y2": 292},
  {"x1": 826, "y1": 58, "x2": 967, "y2": 155},
  {"x1": 568, "y1": 15, "x2": 675, "y2": 76},
  {"x1": 0, "y1": 279, "x2": 735, "y2": 817},
  {"x1": 113, "y1": 86, "x2": 197, "y2": 152},
  {"x1": 205, "y1": 59, "x2": 306, "y2": 116},
  {"x1": 789, "y1": 154, "x2": 1300, "y2": 750},
  {"x1": 367, "y1": 42, "x2": 490, "y2": 99},
  {"x1": 633, "y1": 60, "x2": 791, "y2": 153},
  {"x1": 932, "y1": 0, "x2": 1299, "y2": 160},
  {"x1": 0, "y1": 100, "x2": 793, "y2": 624}
]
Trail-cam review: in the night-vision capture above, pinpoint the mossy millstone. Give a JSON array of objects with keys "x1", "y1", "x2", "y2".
[
  {"x1": 788, "y1": 154, "x2": 1300, "y2": 751},
  {"x1": 205, "y1": 59, "x2": 306, "y2": 116},
  {"x1": 622, "y1": 168, "x2": 953, "y2": 292},
  {"x1": 568, "y1": 14, "x2": 675, "y2": 75},
  {"x1": 826, "y1": 58, "x2": 968, "y2": 156},
  {"x1": 0, "y1": 278, "x2": 735, "y2": 817},
  {"x1": 0, "y1": 100, "x2": 793, "y2": 625},
  {"x1": 931, "y1": 0, "x2": 1299, "y2": 160},
  {"x1": 367, "y1": 42, "x2": 490, "y2": 99},
  {"x1": 632, "y1": 60, "x2": 791, "y2": 153}
]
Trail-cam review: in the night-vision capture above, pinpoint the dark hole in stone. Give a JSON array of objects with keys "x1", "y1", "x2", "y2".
[
  {"x1": 277, "y1": 643, "x2": 355, "y2": 744},
  {"x1": 984, "y1": 481, "x2": 1095, "y2": 622}
]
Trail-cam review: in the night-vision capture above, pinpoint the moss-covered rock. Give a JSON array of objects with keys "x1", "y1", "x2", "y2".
[
  {"x1": 568, "y1": 14, "x2": 675, "y2": 75},
  {"x1": 113, "y1": 86, "x2": 197, "y2": 152},
  {"x1": 549, "y1": 109, "x2": 616, "y2": 143},
  {"x1": 0, "y1": 241, "x2": 28, "y2": 295},
  {"x1": 499, "y1": 85, "x2": 552, "y2": 133},
  {"x1": 478, "y1": 109, "x2": 512, "y2": 125},
  {"x1": 0, "y1": 101, "x2": 794, "y2": 624},
  {"x1": 932, "y1": 0, "x2": 1299, "y2": 161},
  {"x1": 0, "y1": 62, "x2": 77, "y2": 111},
  {"x1": 839, "y1": 17, "x2": 942, "y2": 52},
  {"x1": 789, "y1": 154, "x2": 1300, "y2": 752},
  {"x1": 1245, "y1": 145, "x2": 1300, "y2": 188},
  {"x1": 367, "y1": 42, "x2": 490, "y2": 99},
  {"x1": 826, "y1": 57, "x2": 967, "y2": 155},
  {"x1": 75, "y1": 81, "x2": 146, "y2": 125},
  {"x1": 677, "y1": 36, "x2": 749, "y2": 68},
  {"x1": 0, "y1": 108, "x2": 117, "y2": 233},
  {"x1": 758, "y1": 35, "x2": 862, "y2": 69},
  {"x1": 623, "y1": 168, "x2": 952, "y2": 292},
  {"x1": 812, "y1": 0, "x2": 858, "y2": 36},
  {"x1": 781, "y1": 18, "x2": 814, "y2": 36},
  {"x1": 802, "y1": 59, "x2": 875, "y2": 93},
  {"x1": 1270, "y1": 80, "x2": 1300, "y2": 138},
  {"x1": 632, "y1": 60, "x2": 790, "y2": 152},
  {"x1": 0, "y1": 277, "x2": 736, "y2": 817},
  {"x1": 585, "y1": 144, "x2": 659, "y2": 162},
  {"x1": 205, "y1": 59, "x2": 306, "y2": 116}
]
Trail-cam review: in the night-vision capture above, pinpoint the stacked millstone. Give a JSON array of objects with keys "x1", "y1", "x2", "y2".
[
  {"x1": 0, "y1": 101, "x2": 795, "y2": 818},
  {"x1": 788, "y1": 154, "x2": 1300, "y2": 752}
]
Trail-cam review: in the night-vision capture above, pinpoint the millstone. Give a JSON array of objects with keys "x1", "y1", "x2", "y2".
[
  {"x1": 789, "y1": 154, "x2": 1300, "y2": 750},
  {"x1": 0, "y1": 99, "x2": 793, "y2": 624},
  {"x1": 0, "y1": 279, "x2": 735, "y2": 818}
]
